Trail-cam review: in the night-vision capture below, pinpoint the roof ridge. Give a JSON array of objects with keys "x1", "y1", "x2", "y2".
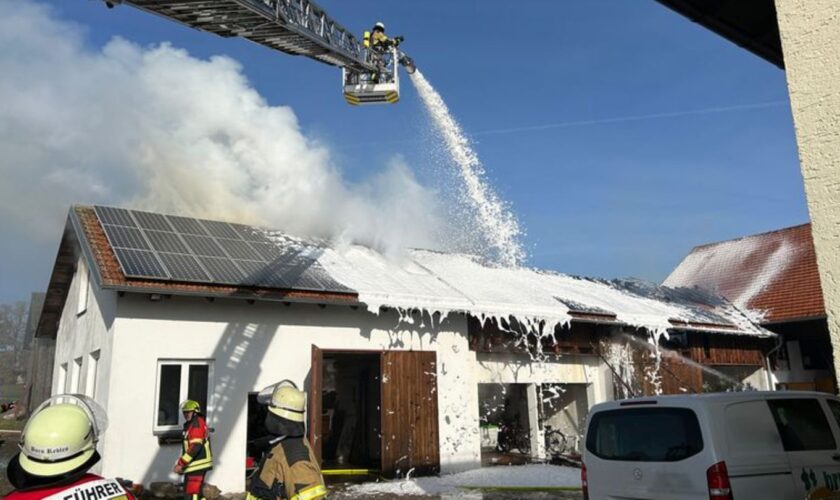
[{"x1": 690, "y1": 222, "x2": 811, "y2": 252}]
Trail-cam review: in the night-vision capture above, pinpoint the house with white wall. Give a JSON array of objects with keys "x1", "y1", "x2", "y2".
[{"x1": 32, "y1": 205, "x2": 772, "y2": 493}]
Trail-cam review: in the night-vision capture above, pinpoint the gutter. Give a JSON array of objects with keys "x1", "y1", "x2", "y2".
[{"x1": 103, "y1": 283, "x2": 358, "y2": 307}]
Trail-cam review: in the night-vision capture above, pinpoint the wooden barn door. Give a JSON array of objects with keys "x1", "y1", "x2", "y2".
[
  {"x1": 308, "y1": 345, "x2": 323, "y2": 464},
  {"x1": 380, "y1": 351, "x2": 440, "y2": 477}
]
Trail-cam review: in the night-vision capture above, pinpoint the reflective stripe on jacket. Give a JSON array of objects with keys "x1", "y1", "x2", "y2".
[
  {"x1": 5, "y1": 474, "x2": 136, "y2": 500},
  {"x1": 246, "y1": 437, "x2": 326, "y2": 500},
  {"x1": 181, "y1": 414, "x2": 213, "y2": 473}
]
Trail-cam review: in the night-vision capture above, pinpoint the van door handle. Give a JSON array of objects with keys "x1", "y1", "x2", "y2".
[{"x1": 832, "y1": 454, "x2": 840, "y2": 461}]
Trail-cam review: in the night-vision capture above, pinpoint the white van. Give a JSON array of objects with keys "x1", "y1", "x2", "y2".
[{"x1": 582, "y1": 391, "x2": 840, "y2": 499}]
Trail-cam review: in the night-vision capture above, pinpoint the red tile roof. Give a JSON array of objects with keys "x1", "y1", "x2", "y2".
[{"x1": 664, "y1": 224, "x2": 825, "y2": 323}]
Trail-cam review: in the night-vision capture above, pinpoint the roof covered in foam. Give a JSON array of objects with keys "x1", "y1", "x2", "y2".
[
  {"x1": 41, "y1": 205, "x2": 772, "y2": 338},
  {"x1": 664, "y1": 223, "x2": 824, "y2": 323}
]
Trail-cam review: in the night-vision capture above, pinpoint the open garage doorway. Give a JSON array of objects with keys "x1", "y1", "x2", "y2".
[
  {"x1": 541, "y1": 383, "x2": 588, "y2": 458},
  {"x1": 319, "y1": 351, "x2": 382, "y2": 471},
  {"x1": 478, "y1": 383, "x2": 532, "y2": 465},
  {"x1": 309, "y1": 347, "x2": 440, "y2": 477}
]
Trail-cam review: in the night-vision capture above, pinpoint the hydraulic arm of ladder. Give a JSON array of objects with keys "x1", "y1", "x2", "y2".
[{"x1": 105, "y1": 0, "x2": 378, "y2": 72}]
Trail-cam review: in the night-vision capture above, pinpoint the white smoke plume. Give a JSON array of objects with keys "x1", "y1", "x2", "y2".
[{"x1": 0, "y1": 1, "x2": 443, "y2": 257}]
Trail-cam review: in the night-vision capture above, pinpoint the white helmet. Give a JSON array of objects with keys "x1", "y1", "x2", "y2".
[
  {"x1": 17, "y1": 394, "x2": 107, "y2": 477},
  {"x1": 258, "y1": 380, "x2": 306, "y2": 423},
  {"x1": 374, "y1": 22, "x2": 385, "y2": 31}
]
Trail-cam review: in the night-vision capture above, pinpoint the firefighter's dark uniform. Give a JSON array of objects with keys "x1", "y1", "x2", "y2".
[
  {"x1": 247, "y1": 437, "x2": 326, "y2": 500},
  {"x1": 179, "y1": 413, "x2": 213, "y2": 500}
]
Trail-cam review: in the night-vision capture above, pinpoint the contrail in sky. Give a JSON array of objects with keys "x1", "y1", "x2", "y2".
[
  {"x1": 470, "y1": 100, "x2": 789, "y2": 136},
  {"x1": 344, "y1": 99, "x2": 789, "y2": 148}
]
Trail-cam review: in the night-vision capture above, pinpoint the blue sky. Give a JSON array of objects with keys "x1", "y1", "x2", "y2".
[{"x1": 0, "y1": 0, "x2": 806, "y2": 303}]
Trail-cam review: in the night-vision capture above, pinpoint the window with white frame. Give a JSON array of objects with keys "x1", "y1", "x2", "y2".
[
  {"x1": 57, "y1": 363, "x2": 68, "y2": 393},
  {"x1": 85, "y1": 350, "x2": 100, "y2": 399},
  {"x1": 77, "y1": 261, "x2": 89, "y2": 316},
  {"x1": 71, "y1": 357, "x2": 83, "y2": 393},
  {"x1": 154, "y1": 360, "x2": 212, "y2": 431}
]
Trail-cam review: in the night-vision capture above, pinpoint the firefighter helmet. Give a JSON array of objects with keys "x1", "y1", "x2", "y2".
[
  {"x1": 180, "y1": 400, "x2": 201, "y2": 413},
  {"x1": 374, "y1": 22, "x2": 385, "y2": 31},
  {"x1": 269, "y1": 385, "x2": 306, "y2": 423},
  {"x1": 257, "y1": 380, "x2": 306, "y2": 423},
  {"x1": 18, "y1": 395, "x2": 105, "y2": 477}
]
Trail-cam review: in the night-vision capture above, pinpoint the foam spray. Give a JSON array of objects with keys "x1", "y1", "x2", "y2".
[{"x1": 410, "y1": 70, "x2": 526, "y2": 268}]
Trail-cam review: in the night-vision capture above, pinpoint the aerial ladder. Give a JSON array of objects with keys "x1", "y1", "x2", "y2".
[{"x1": 102, "y1": 0, "x2": 417, "y2": 105}]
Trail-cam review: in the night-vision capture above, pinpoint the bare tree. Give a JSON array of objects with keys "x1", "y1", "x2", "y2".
[
  {"x1": 0, "y1": 302, "x2": 27, "y2": 347},
  {"x1": 0, "y1": 302, "x2": 29, "y2": 378}
]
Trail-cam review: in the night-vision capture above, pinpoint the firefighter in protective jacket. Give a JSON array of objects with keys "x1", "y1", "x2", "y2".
[
  {"x1": 247, "y1": 383, "x2": 327, "y2": 500},
  {"x1": 174, "y1": 400, "x2": 213, "y2": 500},
  {"x1": 369, "y1": 22, "x2": 403, "y2": 52},
  {"x1": 5, "y1": 395, "x2": 136, "y2": 500}
]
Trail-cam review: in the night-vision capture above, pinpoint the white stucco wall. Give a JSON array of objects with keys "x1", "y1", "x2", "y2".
[
  {"x1": 472, "y1": 352, "x2": 611, "y2": 460},
  {"x1": 101, "y1": 295, "x2": 481, "y2": 493},
  {"x1": 742, "y1": 366, "x2": 771, "y2": 391},
  {"x1": 771, "y1": 340, "x2": 834, "y2": 388},
  {"x1": 473, "y1": 351, "x2": 609, "y2": 403},
  {"x1": 775, "y1": 0, "x2": 840, "y2": 389},
  {"x1": 51, "y1": 257, "x2": 118, "y2": 473}
]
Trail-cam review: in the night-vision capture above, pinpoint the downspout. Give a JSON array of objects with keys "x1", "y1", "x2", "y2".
[{"x1": 765, "y1": 334, "x2": 784, "y2": 391}]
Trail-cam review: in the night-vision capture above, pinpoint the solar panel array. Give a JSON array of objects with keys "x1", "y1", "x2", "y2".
[{"x1": 93, "y1": 206, "x2": 352, "y2": 293}]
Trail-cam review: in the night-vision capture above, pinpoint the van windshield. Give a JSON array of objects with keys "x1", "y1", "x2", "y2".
[{"x1": 586, "y1": 407, "x2": 703, "y2": 462}]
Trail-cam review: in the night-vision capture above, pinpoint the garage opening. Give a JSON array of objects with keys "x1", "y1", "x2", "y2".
[
  {"x1": 246, "y1": 392, "x2": 269, "y2": 476},
  {"x1": 320, "y1": 352, "x2": 382, "y2": 470},
  {"x1": 541, "y1": 383, "x2": 588, "y2": 458},
  {"x1": 478, "y1": 383, "x2": 532, "y2": 465},
  {"x1": 310, "y1": 347, "x2": 440, "y2": 478}
]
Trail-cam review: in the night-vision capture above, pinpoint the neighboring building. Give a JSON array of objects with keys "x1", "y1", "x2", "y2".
[
  {"x1": 23, "y1": 292, "x2": 45, "y2": 351},
  {"x1": 656, "y1": 0, "x2": 840, "y2": 395},
  {"x1": 35, "y1": 205, "x2": 773, "y2": 492},
  {"x1": 665, "y1": 223, "x2": 835, "y2": 393}
]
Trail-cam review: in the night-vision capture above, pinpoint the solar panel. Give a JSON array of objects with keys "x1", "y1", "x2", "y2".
[
  {"x1": 252, "y1": 271, "x2": 292, "y2": 289},
  {"x1": 167, "y1": 215, "x2": 209, "y2": 236},
  {"x1": 95, "y1": 206, "x2": 137, "y2": 227},
  {"x1": 133, "y1": 211, "x2": 173, "y2": 232},
  {"x1": 249, "y1": 242, "x2": 288, "y2": 262},
  {"x1": 275, "y1": 265, "x2": 328, "y2": 291},
  {"x1": 112, "y1": 248, "x2": 169, "y2": 279},
  {"x1": 102, "y1": 225, "x2": 150, "y2": 250},
  {"x1": 157, "y1": 253, "x2": 211, "y2": 282},
  {"x1": 232, "y1": 259, "x2": 276, "y2": 287},
  {"x1": 277, "y1": 255, "x2": 350, "y2": 293},
  {"x1": 217, "y1": 238, "x2": 263, "y2": 261},
  {"x1": 197, "y1": 256, "x2": 246, "y2": 284},
  {"x1": 181, "y1": 234, "x2": 228, "y2": 258},
  {"x1": 230, "y1": 223, "x2": 272, "y2": 243},
  {"x1": 93, "y1": 206, "x2": 354, "y2": 294},
  {"x1": 311, "y1": 271, "x2": 353, "y2": 293},
  {"x1": 200, "y1": 220, "x2": 241, "y2": 240},
  {"x1": 145, "y1": 230, "x2": 190, "y2": 254},
  {"x1": 277, "y1": 252, "x2": 318, "y2": 269}
]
